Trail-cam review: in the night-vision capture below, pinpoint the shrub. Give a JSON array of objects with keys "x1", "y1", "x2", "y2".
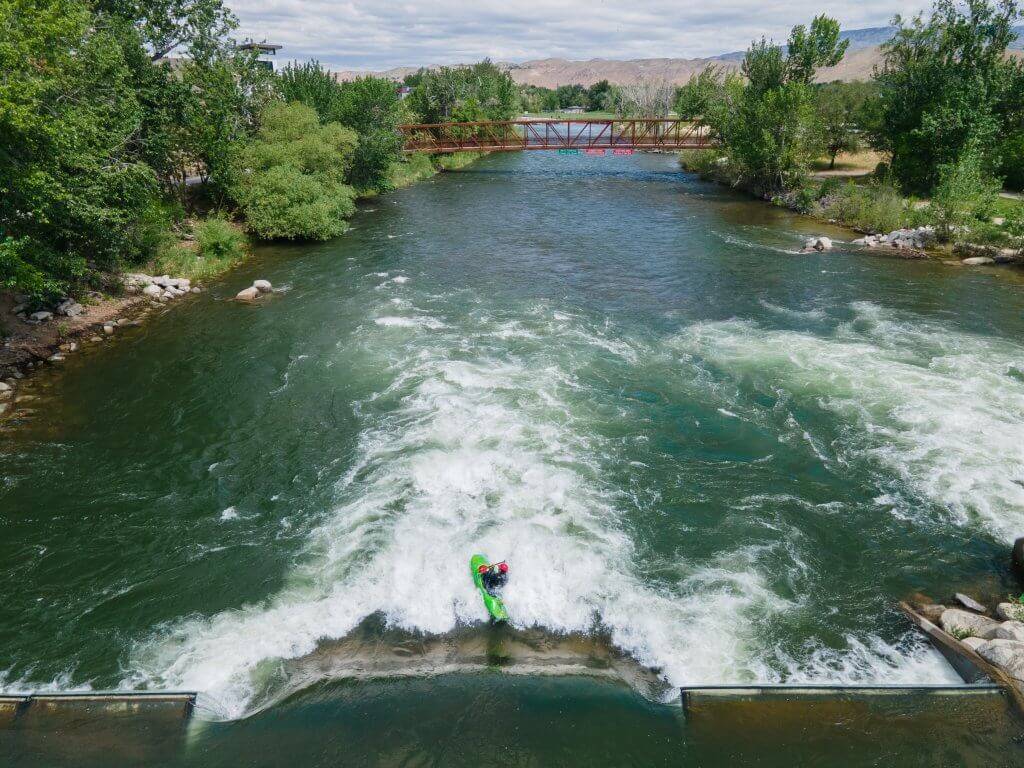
[
  {"x1": 819, "y1": 181, "x2": 909, "y2": 233},
  {"x1": 196, "y1": 217, "x2": 247, "y2": 261},
  {"x1": 930, "y1": 142, "x2": 1002, "y2": 241},
  {"x1": 232, "y1": 102, "x2": 358, "y2": 240},
  {"x1": 151, "y1": 217, "x2": 247, "y2": 282}
]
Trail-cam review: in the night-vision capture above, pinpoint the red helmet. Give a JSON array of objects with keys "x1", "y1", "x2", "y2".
[
  {"x1": 477, "y1": 564, "x2": 489, "y2": 574},
  {"x1": 498, "y1": 562, "x2": 509, "y2": 574}
]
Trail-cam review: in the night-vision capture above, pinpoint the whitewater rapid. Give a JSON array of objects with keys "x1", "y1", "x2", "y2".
[{"x1": 124, "y1": 273, "x2": 1024, "y2": 719}]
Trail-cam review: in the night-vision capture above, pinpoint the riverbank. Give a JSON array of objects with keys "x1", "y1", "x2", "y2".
[
  {"x1": 0, "y1": 152, "x2": 484, "y2": 402},
  {"x1": 679, "y1": 151, "x2": 1024, "y2": 269}
]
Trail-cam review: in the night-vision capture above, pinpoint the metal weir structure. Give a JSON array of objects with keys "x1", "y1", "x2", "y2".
[{"x1": 398, "y1": 118, "x2": 712, "y2": 154}]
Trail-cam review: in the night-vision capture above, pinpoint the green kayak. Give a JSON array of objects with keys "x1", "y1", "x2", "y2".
[{"x1": 471, "y1": 554, "x2": 509, "y2": 622}]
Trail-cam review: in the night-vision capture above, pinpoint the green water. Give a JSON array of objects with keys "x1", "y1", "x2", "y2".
[{"x1": 3, "y1": 152, "x2": 1024, "y2": 763}]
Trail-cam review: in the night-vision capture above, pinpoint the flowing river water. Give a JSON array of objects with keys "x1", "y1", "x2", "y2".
[{"x1": 4, "y1": 152, "x2": 1024, "y2": 765}]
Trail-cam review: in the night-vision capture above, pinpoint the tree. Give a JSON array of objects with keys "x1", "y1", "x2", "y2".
[
  {"x1": 815, "y1": 82, "x2": 876, "y2": 168},
  {"x1": 614, "y1": 79, "x2": 676, "y2": 117},
  {"x1": 702, "y1": 16, "x2": 849, "y2": 195},
  {"x1": 786, "y1": 15, "x2": 849, "y2": 84},
  {"x1": 869, "y1": 0, "x2": 1023, "y2": 193},
  {"x1": 276, "y1": 63, "x2": 404, "y2": 193},
  {"x1": 586, "y1": 80, "x2": 613, "y2": 112},
  {"x1": 95, "y1": 0, "x2": 237, "y2": 60},
  {"x1": 408, "y1": 61, "x2": 518, "y2": 123},
  {"x1": 674, "y1": 67, "x2": 724, "y2": 120},
  {"x1": 0, "y1": 0, "x2": 161, "y2": 301},
  {"x1": 231, "y1": 102, "x2": 358, "y2": 240}
]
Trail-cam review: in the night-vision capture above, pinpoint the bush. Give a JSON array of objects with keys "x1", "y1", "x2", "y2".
[
  {"x1": 818, "y1": 181, "x2": 909, "y2": 233},
  {"x1": 151, "y1": 217, "x2": 247, "y2": 282},
  {"x1": 232, "y1": 102, "x2": 358, "y2": 240},
  {"x1": 196, "y1": 217, "x2": 247, "y2": 261},
  {"x1": 930, "y1": 142, "x2": 1002, "y2": 241}
]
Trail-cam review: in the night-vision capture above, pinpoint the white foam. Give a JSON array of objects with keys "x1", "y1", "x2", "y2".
[
  {"x1": 125, "y1": 301, "x2": 975, "y2": 720},
  {"x1": 672, "y1": 302, "x2": 1024, "y2": 541},
  {"x1": 374, "y1": 316, "x2": 445, "y2": 330},
  {"x1": 127, "y1": 307, "x2": 804, "y2": 719},
  {"x1": 220, "y1": 507, "x2": 238, "y2": 521}
]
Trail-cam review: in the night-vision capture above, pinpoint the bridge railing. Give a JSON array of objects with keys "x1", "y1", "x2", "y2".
[{"x1": 398, "y1": 119, "x2": 712, "y2": 153}]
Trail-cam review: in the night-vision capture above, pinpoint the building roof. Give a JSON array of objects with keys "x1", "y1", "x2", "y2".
[{"x1": 238, "y1": 42, "x2": 282, "y2": 54}]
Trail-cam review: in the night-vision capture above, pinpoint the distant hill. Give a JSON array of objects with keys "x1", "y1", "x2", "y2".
[{"x1": 331, "y1": 26, "x2": 1024, "y2": 88}]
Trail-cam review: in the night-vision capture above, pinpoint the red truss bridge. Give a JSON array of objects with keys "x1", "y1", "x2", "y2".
[{"x1": 398, "y1": 119, "x2": 712, "y2": 153}]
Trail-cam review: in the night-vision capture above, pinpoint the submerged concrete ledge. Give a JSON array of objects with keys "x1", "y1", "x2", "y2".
[{"x1": 0, "y1": 691, "x2": 197, "y2": 724}]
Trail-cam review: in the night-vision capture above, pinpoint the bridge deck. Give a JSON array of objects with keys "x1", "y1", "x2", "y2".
[{"x1": 399, "y1": 118, "x2": 711, "y2": 153}]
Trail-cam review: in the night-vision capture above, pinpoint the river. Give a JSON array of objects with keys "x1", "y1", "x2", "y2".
[{"x1": 3, "y1": 151, "x2": 1024, "y2": 765}]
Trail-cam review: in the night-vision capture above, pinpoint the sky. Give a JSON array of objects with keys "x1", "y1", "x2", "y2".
[{"x1": 229, "y1": 1, "x2": 928, "y2": 71}]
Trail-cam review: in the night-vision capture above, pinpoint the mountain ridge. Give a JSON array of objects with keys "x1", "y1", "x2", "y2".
[{"x1": 331, "y1": 25, "x2": 1024, "y2": 87}]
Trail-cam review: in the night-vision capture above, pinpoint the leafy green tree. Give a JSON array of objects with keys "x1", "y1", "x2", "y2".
[
  {"x1": 586, "y1": 80, "x2": 613, "y2": 112},
  {"x1": 786, "y1": 16, "x2": 849, "y2": 84},
  {"x1": 408, "y1": 61, "x2": 518, "y2": 123},
  {"x1": 869, "y1": 0, "x2": 1023, "y2": 193},
  {"x1": 814, "y1": 82, "x2": 876, "y2": 168},
  {"x1": 335, "y1": 77, "x2": 406, "y2": 192},
  {"x1": 232, "y1": 102, "x2": 358, "y2": 240},
  {"x1": 94, "y1": 0, "x2": 236, "y2": 60},
  {"x1": 704, "y1": 16, "x2": 849, "y2": 195},
  {"x1": 277, "y1": 60, "x2": 343, "y2": 123},
  {"x1": 276, "y1": 63, "x2": 404, "y2": 192},
  {"x1": 0, "y1": 0, "x2": 161, "y2": 301},
  {"x1": 674, "y1": 67, "x2": 724, "y2": 119},
  {"x1": 555, "y1": 84, "x2": 587, "y2": 109}
]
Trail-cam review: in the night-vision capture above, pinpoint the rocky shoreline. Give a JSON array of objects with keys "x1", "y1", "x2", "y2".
[
  {"x1": 0, "y1": 273, "x2": 201, "y2": 422},
  {"x1": 800, "y1": 224, "x2": 1024, "y2": 266},
  {"x1": 906, "y1": 538, "x2": 1024, "y2": 706}
]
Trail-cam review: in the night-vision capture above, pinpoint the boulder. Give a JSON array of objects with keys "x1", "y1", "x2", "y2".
[
  {"x1": 962, "y1": 256, "x2": 995, "y2": 266},
  {"x1": 804, "y1": 236, "x2": 833, "y2": 252},
  {"x1": 142, "y1": 284, "x2": 163, "y2": 299},
  {"x1": 954, "y1": 593, "x2": 987, "y2": 613},
  {"x1": 962, "y1": 636, "x2": 987, "y2": 652},
  {"x1": 47, "y1": 354, "x2": 65, "y2": 363},
  {"x1": 940, "y1": 608, "x2": 1001, "y2": 639},
  {"x1": 977, "y1": 639, "x2": 1024, "y2": 681},
  {"x1": 994, "y1": 248, "x2": 1020, "y2": 264},
  {"x1": 191, "y1": 287, "x2": 202, "y2": 294},
  {"x1": 29, "y1": 311, "x2": 53, "y2": 322},
  {"x1": 235, "y1": 286, "x2": 260, "y2": 302},
  {"x1": 102, "y1": 324, "x2": 115, "y2": 336},
  {"x1": 253, "y1": 279, "x2": 272, "y2": 293},
  {"x1": 919, "y1": 604, "x2": 946, "y2": 623},
  {"x1": 0, "y1": 382, "x2": 10, "y2": 393},
  {"x1": 57, "y1": 300, "x2": 85, "y2": 317},
  {"x1": 997, "y1": 602, "x2": 1024, "y2": 622},
  {"x1": 994, "y1": 621, "x2": 1024, "y2": 641},
  {"x1": 1014, "y1": 537, "x2": 1024, "y2": 577}
]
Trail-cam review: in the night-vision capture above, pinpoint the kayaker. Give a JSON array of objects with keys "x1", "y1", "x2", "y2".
[{"x1": 479, "y1": 561, "x2": 508, "y2": 593}]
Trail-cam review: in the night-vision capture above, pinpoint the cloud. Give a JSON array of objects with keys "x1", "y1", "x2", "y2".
[{"x1": 229, "y1": 1, "x2": 929, "y2": 71}]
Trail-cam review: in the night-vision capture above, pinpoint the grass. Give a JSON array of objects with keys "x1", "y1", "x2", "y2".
[
  {"x1": 992, "y1": 195, "x2": 1024, "y2": 219},
  {"x1": 149, "y1": 217, "x2": 248, "y2": 282},
  {"x1": 810, "y1": 150, "x2": 885, "y2": 175},
  {"x1": 387, "y1": 151, "x2": 485, "y2": 190}
]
